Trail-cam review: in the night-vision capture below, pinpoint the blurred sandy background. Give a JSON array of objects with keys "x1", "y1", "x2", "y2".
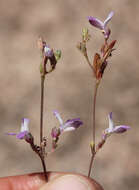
[{"x1": 0, "y1": 0, "x2": 139, "y2": 189}]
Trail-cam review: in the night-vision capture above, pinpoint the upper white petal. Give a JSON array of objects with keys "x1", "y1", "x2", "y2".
[
  {"x1": 44, "y1": 46, "x2": 50, "y2": 53},
  {"x1": 63, "y1": 127, "x2": 75, "y2": 132},
  {"x1": 53, "y1": 110, "x2": 63, "y2": 125},
  {"x1": 104, "y1": 11, "x2": 114, "y2": 28},
  {"x1": 20, "y1": 118, "x2": 29, "y2": 132},
  {"x1": 108, "y1": 113, "x2": 114, "y2": 132}
]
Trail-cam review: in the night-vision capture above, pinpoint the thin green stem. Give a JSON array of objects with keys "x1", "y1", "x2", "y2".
[
  {"x1": 84, "y1": 53, "x2": 93, "y2": 71},
  {"x1": 40, "y1": 75, "x2": 45, "y2": 145}
]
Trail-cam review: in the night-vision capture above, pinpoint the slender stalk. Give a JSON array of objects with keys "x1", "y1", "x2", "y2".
[
  {"x1": 30, "y1": 142, "x2": 48, "y2": 181},
  {"x1": 40, "y1": 75, "x2": 45, "y2": 144},
  {"x1": 88, "y1": 80, "x2": 100, "y2": 177},
  {"x1": 40, "y1": 155, "x2": 48, "y2": 181},
  {"x1": 84, "y1": 53, "x2": 93, "y2": 71},
  {"x1": 39, "y1": 75, "x2": 48, "y2": 181},
  {"x1": 88, "y1": 150, "x2": 96, "y2": 177},
  {"x1": 92, "y1": 80, "x2": 99, "y2": 144}
]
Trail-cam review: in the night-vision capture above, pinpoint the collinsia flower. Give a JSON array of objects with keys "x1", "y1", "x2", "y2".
[
  {"x1": 44, "y1": 46, "x2": 61, "y2": 61},
  {"x1": 38, "y1": 37, "x2": 61, "y2": 76},
  {"x1": 103, "y1": 112, "x2": 130, "y2": 140},
  {"x1": 53, "y1": 110, "x2": 83, "y2": 133},
  {"x1": 44, "y1": 45, "x2": 54, "y2": 58},
  {"x1": 42, "y1": 45, "x2": 57, "y2": 74},
  {"x1": 88, "y1": 11, "x2": 114, "y2": 39},
  {"x1": 6, "y1": 118, "x2": 33, "y2": 143},
  {"x1": 51, "y1": 111, "x2": 83, "y2": 150}
]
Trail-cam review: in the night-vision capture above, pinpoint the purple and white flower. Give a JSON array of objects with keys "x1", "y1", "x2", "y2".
[
  {"x1": 53, "y1": 110, "x2": 83, "y2": 133},
  {"x1": 44, "y1": 45, "x2": 54, "y2": 58},
  {"x1": 103, "y1": 112, "x2": 130, "y2": 140},
  {"x1": 6, "y1": 118, "x2": 32, "y2": 142},
  {"x1": 88, "y1": 11, "x2": 114, "y2": 39}
]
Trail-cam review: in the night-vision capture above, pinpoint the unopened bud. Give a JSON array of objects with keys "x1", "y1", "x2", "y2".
[
  {"x1": 25, "y1": 133, "x2": 34, "y2": 144},
  {"x1": 44, "y1": 46, "x2": 54, "y2": 58},
  {"x1": 54, "y1": 50, "x2": 61, "y2": 61},
  {"x1": 82, "y1": 28, "x2": 90, "y2": 41}
]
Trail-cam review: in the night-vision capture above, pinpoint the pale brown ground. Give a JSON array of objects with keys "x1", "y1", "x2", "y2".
[{"x1": 0, "y1": 1, "x2": 139, "y2": 190}]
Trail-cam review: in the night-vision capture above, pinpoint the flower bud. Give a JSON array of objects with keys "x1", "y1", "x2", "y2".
[
  {"x1": 25, "y1": 132, "x2": 34, "y2": 144},
  {"x1": 82, "y1": 28, "x2": 90, "y2": 42},
  {"x1": 54, "y1": 50, "x2": 62, "y2": 61}
]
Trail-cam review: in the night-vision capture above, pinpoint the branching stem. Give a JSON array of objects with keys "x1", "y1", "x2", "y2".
[{"x1": 84, "y1": 53, "x2": 93, "y2": 71}]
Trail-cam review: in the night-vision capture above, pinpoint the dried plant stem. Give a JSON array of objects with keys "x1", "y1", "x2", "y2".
[
  {"x1": 39, "y1": 75, "x2": 48, "y2": 181},
  {"x1": 88, "y1": 148, "x2": 96, "y2": 177},
  {"x1": 30, "y1": 142, "x2": 48, "y2": 181},
  {"x1": 88, "y1": 80, "x2": 100, "y2": 177},
  {"x1": 40, "y1": 75, "x2": 45, "y2": 144},
  {"x1": 92, "y1": 81, "x2": 99, "y2": 143},
  {"x1": 40, "y1": 155, "x2": 48, "y2": 181}
]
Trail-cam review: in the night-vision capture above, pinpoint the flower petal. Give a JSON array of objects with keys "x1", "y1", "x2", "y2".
[
  {"x1": 20, "y1": 118, "x2": 29, "y2": 132},
  {"x1": 16, "y1": 131, "x2": 29, "y2": 139},
  {"x1": 88, "y1": 16, "x2": 104, "y2": 30},
  {"x1": 114, "y1": 125, "x2": 130, "y2": 133},
  {"x1": 6, "y1": 133, "x2": 17, "y2": 136},
  {"x1": 44, "y1": 46, "x2": 54, "y2": 58},
  {"x1": 62, "y1": 126, "x2": 76, "y2": 132},
  {"x1": 53, "y1": 110, "x2": 63, "y2": 125},
  {"x1": 108, "y1": 112, "x2": 114, "y2": 132},
  {"x1": 104, "y1": 11, "x2": 114, "y2": 28},
  {"x1": 61, "y1": 118, "x2": 83, "y2": 132},
  {"x1": 68, "y1": 118, "x2": 83, "y2": 128}
]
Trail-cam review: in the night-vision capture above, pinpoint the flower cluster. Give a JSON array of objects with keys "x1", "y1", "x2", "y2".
[
  {"x1": 77, "y1": 11, "x2": 116, "y2": 81},
  {"x1": 6, "y1": 111, "x2": 83, "y2": 151},
  {"x1": 88, "y1": 12, "x2": 116, "y2": 80}
]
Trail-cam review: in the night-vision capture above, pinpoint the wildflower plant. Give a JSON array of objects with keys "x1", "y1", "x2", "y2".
[
  {"x1": 6, "y1": 38, "x2": 83, "y2": 181},
  {"x1": 77, "y1": 11, "x2": 130, "y2": 177},
  {"x1": 6, "y1": 11, "x2": 130, "y2": 185}
]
